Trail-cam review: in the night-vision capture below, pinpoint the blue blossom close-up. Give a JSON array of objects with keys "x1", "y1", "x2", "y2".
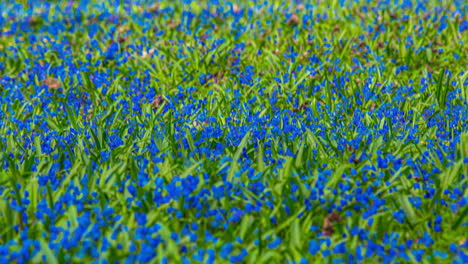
[{"x1": 0, "y1": 0, "x2": 467, "y2": 263}]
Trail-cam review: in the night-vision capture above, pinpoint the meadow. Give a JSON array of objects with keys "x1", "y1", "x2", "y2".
[{"x1": 0, "y1": 0, "x2": 467, "y2": 263}]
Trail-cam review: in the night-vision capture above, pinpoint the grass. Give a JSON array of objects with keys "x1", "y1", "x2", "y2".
[{"x1": 0, "y1": 0, "x2": 467, "y2": 263}]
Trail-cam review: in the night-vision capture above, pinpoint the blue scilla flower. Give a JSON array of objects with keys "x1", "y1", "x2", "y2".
[
  {"x1": 412, "y1": 249, "x2": 425, "y2": 262},
  {"x1": 100, "y1": 150, "x2": 110, "y2": 162},
  {"x1": 104, "y1": 42, "x2": 119, "y2": 60},
  {"x1": 393, "y1": 210, "x2": 406, "y2": 224},
  {"x1": 229, "y1": 248, "x2": 247, "y2": 263},
  {"x1": 309, "y1": 240, "x2": 320, "y2": 255},
  {"x1": 333, "y1": 242, "x2": 347, "y2": 254},
  {"x1": 449, "y1": 243, "x2": 458, "y2": 253},
  {"x1": 433, "y1": 215, "x2": 443, "y2": 232},
  {"x1": 108, "y1": 133, "x2": 123, "y2": 149},
  {"x1": 193, "y1": 248, "x2": 205, "y2": 262},
  {"x1": 220, "y1": 243, "x2": 233, "y2": 259},
  {"x1": 87, "y1": 24, "x2": 100, "y2": 39},
  {"x1": 267, "y1": 237, "x2": 282, "y2": 249},
  {"x1": 135, "y1": 212, "x2": 147, "y2": 226}
]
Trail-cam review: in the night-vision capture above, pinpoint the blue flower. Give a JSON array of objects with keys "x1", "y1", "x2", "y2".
[
  {"x1": 267, "y1": 237, "x2": 282, "y2": 249},
  {"x1": 309, "y1": 240, "x2": 320, "y2": 255},
  {"x1": 333, "y1": 242, "x2": 347, "y2": 254},
  {"x1": 220, "y1": 243, "x2": 233, "y2": 259},
  {"x1": 229, "y1": 249, "x2": 247, "y2": 263},
  {"x1": 393, "y1": 210, "x2": 406, "y2": 224},
  {"x1": 193, "y1": 248, "x2": 205, "y2": 262},
  {"x1": 135, "y1": 212, "x2": 147, "y2": 226},
  {"x1": 108, "y1": 133, "x2": 123, "y2": 149}
]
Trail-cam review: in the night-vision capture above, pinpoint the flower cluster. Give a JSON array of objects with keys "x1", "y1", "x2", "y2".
[{"x1": 0, "y1": 0, "x2": 467, "y2": 263}]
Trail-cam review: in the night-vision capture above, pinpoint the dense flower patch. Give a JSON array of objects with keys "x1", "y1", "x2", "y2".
[{"x1": 0, "y1": 0, "x2": 467, "y2": 263}]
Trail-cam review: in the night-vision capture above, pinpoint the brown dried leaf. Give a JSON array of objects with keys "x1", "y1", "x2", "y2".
[
  {"x1": 43, "y1": 77, "x2": 61, "y2": 90},
  {"x1": 142, "y1": 49, "x2": 156, "y2": 59},
  {"x1": 168, "y1": 20, "x2": 180, "y2": 30},
  {"x1": 232, "y1": 4, "x2": 241, "y2": 14},
  {"x1": 293, "y1": 102, "x2": 310, "y2": 113},
  {"x1": 117, "y1": 36, "x2": 127, "y2": 43},
  {"x1": 413, "y1": 176, "x2": 423, "y2": 182},
  {"x1": 322, "y1": 211, "x2": 342, "y2": 237},
  {"x1": 117, "y1": 25, "x2": 129, "y2": 34},
  {"x1": 193, "y1": 121, "x2": 202, "y2": 130},
  {"x1": 333, "y1": 25, "x2": 340, "y2": 32},
  {"x1": 377, "y1": 41, "x2": 385, "y2": 49},
  {"x1": 459, "y1": 238, "x2": 466, "y2": 246},
  {"x1": 213, "y1": 71, "x2": 224, "y2": 84},
  {"x1": 287, "y1": 14, "x2": 300, "y2": 26},
  {"x1": 151, "y1": 95, "x2": 166, "y2": 109},
  {"x1": 28, "y1": 16, "x2": 41, "y2": 27},
  {"x1": 148, "y1": 3, "x2": 160, "y2": 13}
]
